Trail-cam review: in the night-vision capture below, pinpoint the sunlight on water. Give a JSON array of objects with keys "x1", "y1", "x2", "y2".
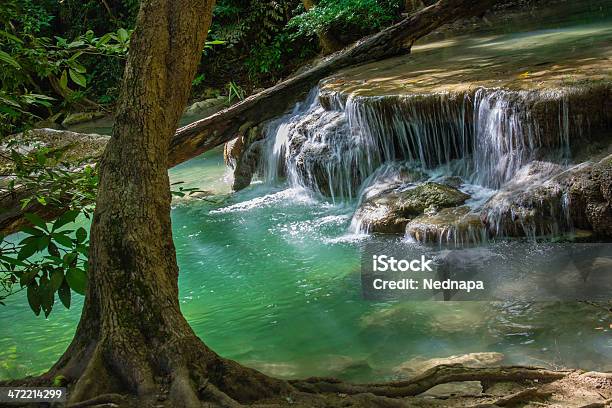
[
  {"x1": 1, "y1": 4, "x2": 612, "y2": 382},
  {"x1": 0, "y1": 149, "x2": 610, "y2": 381}
]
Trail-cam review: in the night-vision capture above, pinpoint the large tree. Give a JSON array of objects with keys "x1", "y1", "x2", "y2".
[
  {"x1": 8, "y1": 0, "x2": 606, "y2": 407},
  {"x1": 37, "y1": 0, "x2": 287, "y2": 406}
]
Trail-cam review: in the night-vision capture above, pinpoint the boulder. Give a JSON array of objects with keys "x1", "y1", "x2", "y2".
[
  {"x1": 0, "y1": 128, "x2": 109, "y2": 174},
  {"x1": 481, "y1": 156, "x2": 612, "y2": 239},
  {"x1": 353, "y1": 182, "x2": 470, "y2": 233},
  {"x1": 184, "y1": 96, "x2": 227, "y2": 117},
  {"x1": 223, "y1": 125, "x2": 264, "y2": 191},
  {"x1": 407, "y1": 206, "x2": 485, "y2": 243}
]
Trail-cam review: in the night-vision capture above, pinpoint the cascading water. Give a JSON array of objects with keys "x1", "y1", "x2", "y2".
[{"x1": 259, "y1": 85, "x2": 599, "y2": 242}]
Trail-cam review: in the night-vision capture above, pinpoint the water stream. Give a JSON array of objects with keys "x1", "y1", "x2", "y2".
[{"x1": 1, "y1": 4, "x2": 611, "y2": 382}]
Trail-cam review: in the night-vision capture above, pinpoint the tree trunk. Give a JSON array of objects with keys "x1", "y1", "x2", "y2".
[{"x1": 41, "y1": 0, "x2": 289, "y2": 405}]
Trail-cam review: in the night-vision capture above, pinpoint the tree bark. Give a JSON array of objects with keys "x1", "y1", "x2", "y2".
[{"x1": 38, "y1": 0, "x2": 289, "y2": 405}]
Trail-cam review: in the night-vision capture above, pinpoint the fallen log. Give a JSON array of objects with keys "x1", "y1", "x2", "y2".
[
  {"x1": 168, "y1": 0, "x2": 499, "y2": 166},
  {"x1": 0, "y1": 0, "x2": 499, "y2": 236}
]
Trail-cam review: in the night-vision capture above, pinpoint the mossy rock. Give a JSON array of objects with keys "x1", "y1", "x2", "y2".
[
  {"x1": 354, "y1": 182, "x2": 470, "y2": 234},
  {"x1": 407, "y1": 206, "x2": 485, "y2": 243}
]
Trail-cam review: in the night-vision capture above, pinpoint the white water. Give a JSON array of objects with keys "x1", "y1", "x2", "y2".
[{"x1": 258, "y1": 85, "x2": 588, "y2": 242}]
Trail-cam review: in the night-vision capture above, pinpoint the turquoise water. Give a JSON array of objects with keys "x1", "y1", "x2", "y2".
[{"x1": 1, "y1": 148, "x2": 610, "y2": 381}]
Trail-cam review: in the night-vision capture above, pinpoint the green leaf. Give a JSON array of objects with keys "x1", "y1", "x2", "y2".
[
  {"x1": 62, "y1": 252, "x2": 77, "y2": 268},
  {"x1": 0, "y1": 29, "x2": 23, "y2": 44},
  {"x1": 27, "y1": 283, "x2": 41, "y2": 316},
  {"x1": 52, "y1": 210, "x2": 80, "y2": 231},
  {"x1": 49, "y1": 269, "x2": 64, "y2": 292},
  {"x1": 1, "y1": 255, "x2": 26, "y2": 267},
  {"x1": 59, "y1": 70, "x2": 68, "y2": 90},
  {"x1": 53, "y1": 233, "x2": 73, "y2": 248},
  {"x1": 18, "y1": 240, "x2": 39, "y2": 260},
  {"x1": 24, "y1": 213, "x2": 48, "y2": 231},
  {"x1": 117, "y1": 28, "x2": 129, "y2": 43},
  {"x1": 66, "y1": 268, "x2": 87, "y2": 295},
  {"x1": 20, "y1": 269, "x2": 39, "y2": 287},
  {"x1": 48, "y1": 242, "x2": 60, "y2": 257},
  {"x1": 69, "y1": 69, "x2": 87, "y2": 87},
  {"x1": 36, "y1": 150, "x2": 47, "y2": 165},
  {"x1": 39, "y1": 277, "x2": 55, "y2": 318},
  {"x1": 76, "y1": 227, "x2": 87, "y2": 244},
  {"x1": 67, "y1": 40, "x2": 85, "y2": 48},
  {"x1": 58, "y1": 279, "x2": 71, "y2": 309},
  {"x1": 0, "y1": 50, "x2": 21, "y2": 69},
  {"x1": 21, "y1": 226, "x2": 42, "y2": 236}
]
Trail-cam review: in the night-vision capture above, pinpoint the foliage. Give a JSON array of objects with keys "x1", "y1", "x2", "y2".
[
  {"x1": 287, "y1": 0, "x2": 402, "y2": 40},
  {"x1": 226, "y1": 81, "x2": 246, "y2": 104},
  {"x1": 200, "y1": 0, "x2": 315, "y2": 88},
  {"x1": 0, "y1": 13, "x2": 131, "y2": 135},
  {"x1": 0, "y1": 146, "x2": 97, "y2": 315},
  {"x1": 0, "y1": 144, "x2": 206, "y2": 315}
]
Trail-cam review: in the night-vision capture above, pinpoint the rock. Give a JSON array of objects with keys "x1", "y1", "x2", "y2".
[
  {"x1": 353, "y1": 182, "x2": 470, "y2": 233},
  {"x1": 394, "y1": 352, "x2": 505, "y2": 378},
  {"x1": 223, "y1": 136, "x2": 244, "y2": 168},
  {"x1": 407, "y1": 206, "x2": 485, "y2": 243},
  {"x1": 323, "y1": 355, "x2": 372, "y2": 379},
  {"x1": 481, "y1": 156, "x2": 612, "y2": 239},
  {"x1": 61, "y1": 111, "x2": 106, "y2": 127},
  {"x1": 0, "y1": 128, "x2": 109, "y2": 173},
  {"x1": 223, "y1": 125, "x2": 264, "y2": 191},
  {"x1": 232, "y1": 140, "x2": 264, "y2": 191}
]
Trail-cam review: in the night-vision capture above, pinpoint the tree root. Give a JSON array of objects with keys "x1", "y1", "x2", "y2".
[
  {"x1": 469, "y1": 387, "x2": 553, "y2": 407},
  {"x1": 67, "y1": 393, "x2": 126, "y2": 408},
  {"x1": 4, "y1": 361, "x2": 610, "y2": 408},
  {"x1": 290, "y1": 364, "x2": 569, "y2": 398}
]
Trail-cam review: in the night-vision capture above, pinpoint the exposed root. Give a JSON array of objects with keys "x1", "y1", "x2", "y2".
[
  {"x1": 290, "y1": 364, "x2": 569, "y2": 397},
  {"x1": 67, "y1": 393, "x2": 126, "y2": 408},
  {"x1": 469, "y1": 387, "x2": 553, "y2": 407},
  {"x1": 4, "y1": 359, "x2": 609, "y2": 408}
]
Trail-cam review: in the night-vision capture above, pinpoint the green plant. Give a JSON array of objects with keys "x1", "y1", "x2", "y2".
[
  {"x1": 0, "y1": 146, "x2": 97, "y2": 315},
  {"x1": 287, "y1": 0, "x2": 401, "y2": 40},
  {"x1": 226, "y1": 81, "x2": 246, "y2": 103},
  {"x1": 0, "y1": 0, "x2": 134, "y2": 135}
]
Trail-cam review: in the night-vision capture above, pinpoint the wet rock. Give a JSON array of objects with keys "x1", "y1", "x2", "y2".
[
  {"x1": 223, "y1": 136, "x2": 244, "y2": 168},
  {"x1": 394, "y1": 352, "x2": 505, "y2": 378},
  {"x1": 354, "y1": 182, "x2": 470, "y2": 233},
  {"x1": 232, "y1": 140, "x2": 264, "y2": 191},
  {"x1": 323, "y1": 355, "x2": 373, "y2": 379},
  {"x1": 480, "y1": 161, "x2": 567, "y2": 237},
  {"x1": 224, "y1": 125, "x2": 264, "y2": 191},
  {"x1": 407, "y1": 206, "x2": 485, "y2": 243},
  {"x1": 566, "y1": 155, "x2": 612, "y2": 237},
  {"x1": 481, "y1": 156, "x2": 612, "y2": 239}
]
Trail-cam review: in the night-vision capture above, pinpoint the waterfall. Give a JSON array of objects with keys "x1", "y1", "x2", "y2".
[
  {"x1": 263, "y1": 87, "x2": 576, "y2": 197},
  {"x1": 255, "y1": 85, "x2": 605, "y2": 241}
]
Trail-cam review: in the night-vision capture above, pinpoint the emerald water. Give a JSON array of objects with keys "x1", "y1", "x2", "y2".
[
  {"x1": 1, "y1": 147, "x2": 610, "y2": 381},
  {"x1": 2, "y1": 1, "x2": 612, "y2": 382}
]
